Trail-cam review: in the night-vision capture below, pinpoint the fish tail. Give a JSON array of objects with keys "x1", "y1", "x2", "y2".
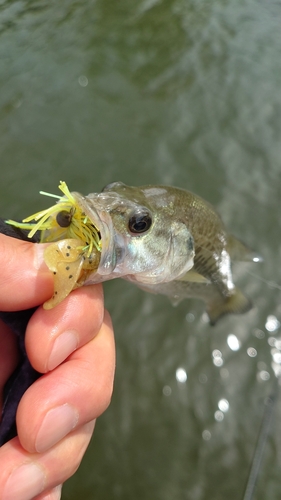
[{"x1": 207, "y1": 288, "x2": 252, "y2": 326}]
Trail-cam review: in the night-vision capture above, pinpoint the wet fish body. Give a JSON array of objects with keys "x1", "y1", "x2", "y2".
[{"x1": 73, "y1": 182, "x2": 260, "y2": 324}]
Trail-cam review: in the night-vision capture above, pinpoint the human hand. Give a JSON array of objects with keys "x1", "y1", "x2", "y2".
[{"x1": 0, "y1": 234, "x2": 115, "y2": 500}]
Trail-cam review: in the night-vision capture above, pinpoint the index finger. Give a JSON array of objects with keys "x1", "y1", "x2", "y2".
[{"x1": 0, "y1": 235, "x2": 54, "y2": 311}]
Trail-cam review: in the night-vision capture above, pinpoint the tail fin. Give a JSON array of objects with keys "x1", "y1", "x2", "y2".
[{"x1": 207, "y1": 288, "x2": 252, "y2": 326}]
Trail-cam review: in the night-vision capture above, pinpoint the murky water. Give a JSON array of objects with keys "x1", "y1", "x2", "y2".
[{"x1": 1, "y1": 1, "x2": 281, "y2": 499}]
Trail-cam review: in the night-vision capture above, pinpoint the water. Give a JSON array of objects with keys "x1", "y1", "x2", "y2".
[{"x1": 1, "y1": 1, "x2": 281, "y2": 499}]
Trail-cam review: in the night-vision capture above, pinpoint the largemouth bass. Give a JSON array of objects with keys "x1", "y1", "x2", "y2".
[
  {"x1": 8, "y1": 181, "x2": 261, "y2": 324},
  {"x1": 80, "y1": 182, "x2": 260, "y2": 325}
]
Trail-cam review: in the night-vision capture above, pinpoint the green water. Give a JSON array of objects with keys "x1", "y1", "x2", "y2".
[{"x1": 1, "y1": 1, "x2": 281, "y2": 499}]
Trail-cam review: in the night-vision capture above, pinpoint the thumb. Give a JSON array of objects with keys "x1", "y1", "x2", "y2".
[{"x1": 0, "y1": 234, "x2": 54, "y2": 311}]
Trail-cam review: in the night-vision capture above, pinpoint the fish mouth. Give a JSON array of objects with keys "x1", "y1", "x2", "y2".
[{"x1": 72, "y1": 191, "x2": 117, "y2": 279}]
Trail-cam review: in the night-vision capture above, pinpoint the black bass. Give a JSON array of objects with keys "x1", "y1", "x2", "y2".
[
  {"x1": 8, "y1": 181, "x2": 261, "y2": 324},
  {"x1": 81, "y1": 182, "x2": 261, "y2": 324}
]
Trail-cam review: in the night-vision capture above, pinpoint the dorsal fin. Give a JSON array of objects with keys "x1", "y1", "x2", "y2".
[{"x1": 227, "y1": 235, "x2": 263, "y2": 263}]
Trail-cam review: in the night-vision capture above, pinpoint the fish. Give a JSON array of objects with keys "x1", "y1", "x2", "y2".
[
  {"x1": 7, "y1": 181, "x2": 261, "y2": 323},
  {"x1": 71, "y1": 182, "x2": 261, "y2": 325}
]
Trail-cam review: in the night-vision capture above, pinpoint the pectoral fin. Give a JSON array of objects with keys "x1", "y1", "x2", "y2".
[
  {"x1": 178, "y1": 270, "x2": 210, "y2": 284},
  {"x1": 227, "y1": 235, "x2": 263, "y2": 263},
  {"x1": 207, "y1": 287, "x2": 252, "y2": 326}
]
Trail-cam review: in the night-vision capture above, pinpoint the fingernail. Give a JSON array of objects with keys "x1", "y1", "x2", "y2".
[
  {"x1": 39, "y1": 484, "x2": 62, "y2": 500},
  {"x1": 3, "y1": 463, "x2": 45, "y2": 500},
  {"x1": 34, "y1": 243, "x2": 50, "y2": 270},
  {"x1": 35, "y1": 404, "x2": 79, "y2": 453},
  {"x1": 47, "y1": 330, "x2": 79, "y2": 371}
]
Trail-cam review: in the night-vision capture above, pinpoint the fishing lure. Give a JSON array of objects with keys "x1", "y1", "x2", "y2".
[{"x1": 7, "y1": 181, "x2": 101, "y2": 309}]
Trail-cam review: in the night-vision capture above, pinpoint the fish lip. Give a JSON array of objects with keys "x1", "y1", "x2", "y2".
[{"x1": 72, "y1": 191, "x2": 116, "y2": 276}]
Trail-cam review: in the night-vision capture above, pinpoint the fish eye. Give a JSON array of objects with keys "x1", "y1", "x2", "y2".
[
  {"x1": 128, "y1": 211, "x2": 152, "y2": 234},
  {"x1": 56, "y1": 210, "x2": 73, "y2": 228}
]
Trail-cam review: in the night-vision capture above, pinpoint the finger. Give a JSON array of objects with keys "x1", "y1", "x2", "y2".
[
  {"x1": 0, "y1": 420, "x2": 95, "y2": 500},
  {"x1": 25, "y1": 284, "x2": 104, "y2": 373},
  {"x1": 0, "y1": 235, "x2": 53, "y2": 311},
  {"x1": 17, "y1": 312, "x2": 115, "y2": 453}
]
